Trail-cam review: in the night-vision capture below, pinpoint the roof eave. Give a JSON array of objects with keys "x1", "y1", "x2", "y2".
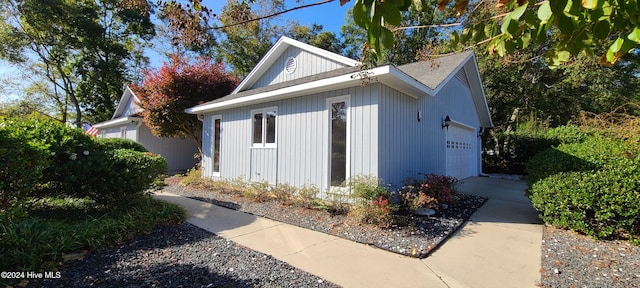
[{"x1": 93, "y1": 116, "x2": 143, "y2": 129}]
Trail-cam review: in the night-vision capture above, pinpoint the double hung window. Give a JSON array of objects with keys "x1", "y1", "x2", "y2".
[{"x1": 252, "y1": 108, "x2": 277, "y2": 148}]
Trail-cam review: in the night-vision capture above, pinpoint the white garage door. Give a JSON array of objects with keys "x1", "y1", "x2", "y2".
[{"x1": 445, "y1": 125, "x2": 478, "y2": 180}]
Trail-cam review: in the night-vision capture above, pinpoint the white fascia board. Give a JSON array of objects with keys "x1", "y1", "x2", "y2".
[
  {"x1": 186, "y1": 65, "x2": 435, "y2": 114},
  {"x1": 231, "y1": 36, "x2": 361, "y2": 94},
  {"x1": 93, "y1": 117, "x2": 143, "y2": 129},
  {"x1": 379, "y1": 66, "x2": 434, "y2": 98},
  {"x1": 187, "y1": 67, "x2": 392, "y2": 114}
]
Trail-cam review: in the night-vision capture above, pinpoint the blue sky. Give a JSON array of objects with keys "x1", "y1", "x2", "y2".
[{"x1": 0, "y1": 1, "x2": 355, "y2": 103}]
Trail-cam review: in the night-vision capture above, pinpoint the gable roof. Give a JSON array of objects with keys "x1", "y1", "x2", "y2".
[
  {"x1": 232, "y1": 36, "x2": 361, "y2": 94},
  {"x1": 93, "y1": 85, "x2": 144, "y2": 129},
  {"x1": 186, "y1": 42, "x2": 493, "y2": 128},
  {"x1": 111, "y1": 85, "x2": 139, "y2": 119}
]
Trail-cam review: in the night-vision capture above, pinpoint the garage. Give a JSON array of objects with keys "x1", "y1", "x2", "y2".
[{"x1": 445, "y1": 124, "x2": 478, "y2": 180}]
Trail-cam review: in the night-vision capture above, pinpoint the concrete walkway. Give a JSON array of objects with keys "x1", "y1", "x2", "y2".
[{"x1": 154, "y1": 176, "x2": 543, "y2": 288}]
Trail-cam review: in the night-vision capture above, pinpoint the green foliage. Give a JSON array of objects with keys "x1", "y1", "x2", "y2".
[
  {"x1": 95, "y1": 137, "x2": 148, "y2": 152},
  {"x1": 0, "y1": 197, "x2": 185, "y2": 274},
  {"x1": 529, "y1": 157, "x2": 640, "y2": 241},
  {"x1": 448, "y1": 0, "x2": 640, "y2": 66},
  {"x1": 2, "y1": 117, "x2": 167, "y2": 207},
  {"x1": 525, "y1": 135, "x2": 638, "y2": 184},
  {"x1": 0, "y1": 123, "x2": 49, "y2": 210},
  {"x1": 484, "y1": 124, "x2": 593, "y2": 174},
  {"x1": 526, "y1": 123, "x2": 640, "y2": 244},
  {"x1": 347, "y1": 175, "x2": 390, "y2": 201},
  {"x1": 350, "y1": 198, "x2": 397, "y2": 228},
  {"x1": 0, "y1": 0, "x2": 155, "y2": 125}
]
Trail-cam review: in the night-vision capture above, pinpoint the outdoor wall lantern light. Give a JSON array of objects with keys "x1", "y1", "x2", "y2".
[{"x1": 442, "y1": 115, "x2": 451, "y2": 130}]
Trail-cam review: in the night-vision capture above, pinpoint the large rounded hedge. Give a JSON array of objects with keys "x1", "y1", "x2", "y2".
[
  {"x1": 529, "y1": 157, "x2": 640, "y2": 242},
  {"x1": 526, "y1": 132, "x2": 640, "y2": 244},
  {"x1": 1, "y1": 117, "x2": 167, "y2": 207}
]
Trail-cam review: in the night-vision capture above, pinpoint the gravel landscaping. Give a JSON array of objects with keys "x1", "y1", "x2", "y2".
[
  {"x1": 30, "y1": 223, "x2": 338, "y2": 288},
  {"x1": 540, "y1": 226, "x2": 640, "y2": 288},
  {"x1": 29, "y1": 176, "x2": 639, "y2": 287},
  {"x1": 163, "y1": 179, "x2": 487, "y2": 258}
]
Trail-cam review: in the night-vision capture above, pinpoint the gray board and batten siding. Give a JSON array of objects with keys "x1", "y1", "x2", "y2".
[
  {"x1": 200, "y1": 74, "x2": 482, "y2": 195},
  {"x1": 193, "y1": 36, "x2": 492, "y2": 196}
]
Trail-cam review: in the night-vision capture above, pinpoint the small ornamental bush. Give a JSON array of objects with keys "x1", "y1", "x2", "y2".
[
  {"x1": 347, "y1": 175, "x2": 390, "y2": 201},
  {"x1": 349, "y1": 199, "x2": 397, "y2": 228},
  {"x1": 399, "y1": 174, "x2": 458, "y2": 213}
]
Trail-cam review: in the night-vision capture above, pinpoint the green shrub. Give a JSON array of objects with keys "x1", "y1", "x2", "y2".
[
  {"x1": 525, "y1": 135, "x2": 638, "y2": 184},
  {"x1": 483, "y1": 125, "x2": 591, "y2": 174},
  {"x1": 0, "y1": 197, "x2": 185, "y2": 274},
  {"x1": 347, "y1": 175, "x2": 389, "y2": 201},
  {"x1": 399, "y1": 174, "x2": 458, "y2": 213},
  {"x1": 1, "y1": 117, "x2": 167, "y2": 207},
  {"x1": 529, "y1": 156, "x2": 640, "y2": 241},
  {"x1": 270, "y1": 183, "x2": 296, "y2": 203},
  {"x1": 349, "y1": 199, "x2": 397, "y2": 227},
  {"x1": 0, "y1": 127, "x2": 49, "y2": 210},
  {"x1": 89, "y1": 149, "x2": 167, "y2": 205},
  {"x1": 95, "y1": 137, "x2": 148, "y2": 152}
]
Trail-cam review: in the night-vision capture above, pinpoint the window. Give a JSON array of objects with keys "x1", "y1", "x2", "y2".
[
  {"x1": 213, "y1": 117, "x2": 221, "y2": 175},
  {"x1": 251, "y1": 107, "x2": 277, "y2": 147}
]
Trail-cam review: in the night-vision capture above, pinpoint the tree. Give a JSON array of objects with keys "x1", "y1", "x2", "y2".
[
  {"x1": 168, "y1": 0, "x2": 640, "y2": 68},
  {"x1": 215, "y1": 0, "x2": 285, "y2": 78},
  {"x1": 131, "y1": 55, "x2": 239, "y2": 151},
  {"x1": 0, "y1": 0, "x2": 154, "y2": 126},
  {"x1": 287, "y1": 23, "x2": 345, "y2": 55}
]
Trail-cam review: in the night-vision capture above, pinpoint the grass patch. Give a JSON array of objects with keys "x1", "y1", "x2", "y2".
[{"x1": 0, "y1": 196, "x2": 185, "y2": 280}]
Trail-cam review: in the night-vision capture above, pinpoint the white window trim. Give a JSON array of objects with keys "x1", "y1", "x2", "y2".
[
  {"x1": 250, "y1": 106, "x2": 277, "y2": 148},
  {"x1": 326, "y1": 95, "x2": 350, "y2": 189},
  {"x1": 120, "y1": 126, "x2": 127, "y2": 139},
  {"x1": 212, "y1": 115, "x2": 222, "y2": 177}
]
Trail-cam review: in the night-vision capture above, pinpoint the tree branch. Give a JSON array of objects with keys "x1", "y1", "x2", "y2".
[{"x1": 210, "y1": 0, "x2": 335, "y2": 30}]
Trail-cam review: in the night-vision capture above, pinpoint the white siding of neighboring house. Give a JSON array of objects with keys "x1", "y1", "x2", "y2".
[
  {"x1": 98, "y1": 122, "x2": 198, "y2": 173},
  {"x1": 250, "y1": 46, "x2": 350, "y2": 90},
  {"x1": 120, "y1": 96, "x2": 143, "y2": 117},
  {"x1": 201, "y1": 85, "x2": 380, "y2": 196},
  {"x1": 137, "y1": 124, "x2": 199, "y2": 173},
  {"x1": 99, "y1": 122, "x2": 138, "y2": 141}
]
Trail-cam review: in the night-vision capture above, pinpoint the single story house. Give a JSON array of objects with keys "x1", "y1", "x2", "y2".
[
  {"x1": 186, "y1": 36, "x2": 493, "y2": 195},
  {"x1": 93, "y1": 86, "x2": 199, "y2": 173}
]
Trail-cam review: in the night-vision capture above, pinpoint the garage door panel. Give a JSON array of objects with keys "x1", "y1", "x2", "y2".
[{"x1": 445, "y1": 125, "x2": 477, "y2": 180}]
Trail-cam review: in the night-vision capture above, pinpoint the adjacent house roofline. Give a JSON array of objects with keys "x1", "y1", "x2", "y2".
[
  {"x1": 231, "y1": 36, "x2": 361, "y2": 94},
  {"x1": 111, "y1": 85, "x2": 140, "y2": 119},
  {"x1": 93, "y1": 116, "x2": 143, "y2": 129}
]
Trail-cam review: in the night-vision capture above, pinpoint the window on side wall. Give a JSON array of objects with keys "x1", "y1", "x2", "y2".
[{"x1": 251, "y1": 107, "x2": 277, "y2": 148}]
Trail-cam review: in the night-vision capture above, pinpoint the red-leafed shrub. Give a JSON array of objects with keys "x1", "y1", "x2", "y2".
[{"x1": 132, "y1": 55, "x2": 239, "y2": 151}]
